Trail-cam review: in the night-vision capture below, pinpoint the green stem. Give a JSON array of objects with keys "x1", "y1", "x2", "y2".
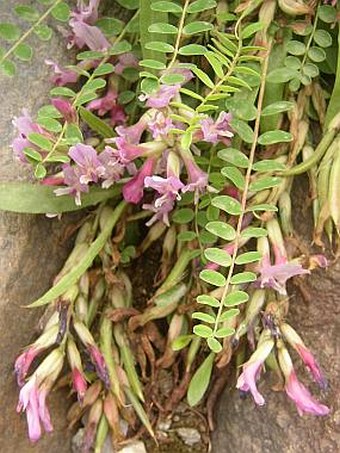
[
  {"x1": 167, "y1": 0, "x2": 190, "y2": 70},
  {"x1": 325, "y1": 23, "x2": 340, "y2": 128}
]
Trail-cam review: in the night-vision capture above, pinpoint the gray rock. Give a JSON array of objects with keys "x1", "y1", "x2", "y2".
[
  {"x1": 176, "y1": 427, "x2": 201, "y2": 447},
  {"x1": 0, "y1": 1, "x2": 78, "y2": 452}
]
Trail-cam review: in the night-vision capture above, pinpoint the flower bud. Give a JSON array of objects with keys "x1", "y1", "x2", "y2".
[
  {"x1": 67, "y1": 337, "x2": 87, "y2": 402},
  {"x1": 83, "y1": 399, "x2": 103, "y2": 453},
  {"x1": 266, "y1": 218, "x2": 287, "y2": 264},
  {"x1": 278, "y1": 192, "x2": 293, "y2": 237},
  {"x1": 35, "y1": 348, "x2": 64, "y2": 384}
]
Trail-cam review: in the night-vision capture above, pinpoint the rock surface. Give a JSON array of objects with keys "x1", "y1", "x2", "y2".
[
  {"x1": 0, "y1": 1, "x2": 77, "y2": 451},
  {"x1": 212, "y1": 180, "x2": 340, "y2": 452}
]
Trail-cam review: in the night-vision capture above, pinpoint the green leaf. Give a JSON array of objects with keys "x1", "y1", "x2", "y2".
[
  {"x1": 247, "y1": 203, "x2": 278, "y2": 212},
  {"x1": 28, "y1": 133, "x2": 53, "y2": 151},
  {"x1": 145, "y1": 41, "x2": 174, "y2": 53},
  {"x1": 183, "y1": 21, "x2": 213, "y2": 35},
  {"x1": 34, "y1": 24, "x2": 52, "y2": 41},
  {"x1": 118, "y1": 90, "x2": 135, "y2": 104},
  {"x1": 302, "y1": 63, "x2": 319, "y2": 78},
  {"x1": 51, "y1": 2, "x2": 70, "y2": 21},
  {"x1": 83, "y1": 78, "x2": 107, "y2": 92},
  {"x1": 197, "y1": 294, "x2": 220, "y2": 308},
  {"x1": 318, "y1": 5, "x2": 336, "y2": 23},
  {"x1": 116, "y1": 0, "x2": 139, "y2": 9},
  {"x1": 308, "y1": 47, "x2": 326, "y2": 63},
  {"x1": 65, "y1": 123, "x2": 83, "y2": 144},
  {"x1": 266, "y1": 67, "x2": 299, "y2": 83},
  {"x1": 148, "y1": 23, "x2": 178, "y2": 33},
  {"x1": 172, "y1": 335, "x2": 193, "y2": 351},
  {"x1": 190, "y1": 67, "x2": 214, "y2": 89},
  {"x1": 37, "y1": 117, "x2": 62, "y2": 133},
  {"x1": 223, "y1": 290, "x2": 249, "y2": 306},
  {"x1": 258, "y1": 130, "x2": 292, "y2": 145},
  {"x1": 23, "y1": 147, "x2": 42, "y2": 162},
  {"x1": 50, "y1": 87, "x2": 76, "y2": 98},
  {"x1": 249, "y1": 177, "x2": 283, "y2": 192},
  {"x1": 14, "y1": 43, "x2": 33, "y2": 61},
  {"x1": 160, "y1": 73, "x2": 186, "y2": 85},
  {"x1": 284, "y1": 56, "x2": 301, "y2": 70},
  {"x1": 178, "y1": 231, "x2": 197, "y2": 242},
  {"x1": 79, "y1": 107, "x2": 114, "y2": 139},
  {"x1": 230, "y1": 118, "x2": 254, "y2": 143},
  {"x1": 28, "y1": 201, "x2": 126, "y2": 307},
  {"x1": 14, "y1": 5, "x2": 39, "y2": 21},
  {"x1": 192, "y1": 312, "x2": 216, "y2": 324},
  {"x1": 241, "y1": 227, "x2": 267, "y2": 238},
  {"x1": 205, "y1": 52, "x2": 224, "y2": 78},
  {"x1": 207, "y1": 337, "x2": 222, "y2": 353},
  {"x1": 187, "y1": 0, "x2": 217, "y2": 13},
  {"x1": 187, "y1": 352, "x2": 215, "y2": 406},
  {"x1": 313, "y1": 29, "x2": 332, "y2": 48},
  {"x1": 38, "y1": 105, "x2": 62, "y2": 119},
  {"x1": 34, "y1": 164, "x2": 47, "y2": 179},
  {"x1": 217, "y1": 148, "x2": 250, "y2": 168},
  {"x1": 199, "y1": 269, "x2": 226, "y2": 287},
  {"x1": 193, "y1": 324, "x2": 213, "y2": 338},
  {"x1": 241, "y1": 22, "x2": 264, "y2": 39},
  {"x1": 212, "y1": 195, "x2": 242, "y2": 216},
  {"x1": 221, "y1": 167, "x2": 245, "y2": 190},
  {"x1": 140, "y1": 59, "x2": 166, "y2": 70},
  {"x1": 93, "y1": 63, "x2": 115, "y2": 77},
  {"x1": 109, "y1": 41, "x2": 132, "y2": 55},
  {"x1": 151, "y1": 1, "x2": 183, "y2": 13},
  {"x1": 235, "y1": 251, "x2": 262, "y2": 265},
  {"x1": 205, "y1": 221, "x2": 236, "y2": 241},
  {"x1": 287, "y1": 40, "x2": 306, "y2": 56},
  {"x1": 219, "y1": 309, "x2": 240, "y2": 322},
  {"x1": 172, "y1": 208, "x2": 195, "y2": 224},
  {"x1": 77, "y1": 50, "x2": 104, "y2": 60},
  {"x1": 252, "y1": 160, "x2": 286, "y2": 172},
  {"x1": 261, "y1": 101, "x2": 294, "y2": 117},
  {"x1": 0, "y1": 60, "x2": 16, "y2": 77},
  {"x1": 204, "y1": 248, "x2": 232, "y2": 267},
  {"x1": 230, "y1": 272, "x2": 257, "y2": 284},
  {"x1": 96, "y1": 17, "x2": 123, "y2": 36},
  {"x1": 215, "y1": 327, "x2": 235, "y2": 338},
  {"x1": 0, "y1": 23, "x2": 21, "y2": 41},
  {"x1": 0, "y1": 183, "x2": 121, "y2": 214},
  {"x1": 178, "y1": 44, "x2": 207, "y2": 56},
  {"x1": 74, "y1": 91, "x2": 98, "y2": 107}
]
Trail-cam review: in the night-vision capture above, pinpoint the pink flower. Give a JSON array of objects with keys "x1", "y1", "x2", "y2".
[
  {"x1": 115, "y1": 137, "x2": 146, "y2": 163},
  {"x1": 123, "y1": 158, "x2": 156, "y2": 204},
  {"x1": 148, "y1": 111, "x2": 174, "y2": 139},
  {"x1": 72, "y1": 0, "x2": 100, "y2": 24},
  {"x1": 87, "y1": 89, "x2": 118, "y2": 116},
  {"x1": 143, "y1": 175, "x2": 184, "y2": 226},
  {"x1": 17, "y1": 378, "x2": 42, "y2": 442},
  {"x1": 12, "y1": 109, "x2": 46, "y2": 162},
  {"x1": 54, "y1": 164, "x2": 89, "y2": 206},
  {"x1": 72, "y1": 368, "x2": 88, "y2": 403},
  {"x1": 45, "y1": 60, "x2": 79, "y2": 86},
  {"x1": 109, "y1": 104, "x2": 126, "y2": 126},
  {"x1": 98, "y1": 147, "x2": 125, "y2": 188},
  {"x1": 199, "y1": 111, "x2": 233, "y2": 144},
  {"x1": 15, "y1": 349, "x2": 39, "y2": 387},
  {"x1": 116, "y1": 115, "x2": 149, "y2": 144},
  {"x1": 181, "y1": 154, "x2": 208, "y2": 197},
  {"x1": 285, "y1": 372, "x2": 330, "y2": 416},
  {"x1": 51, "y1": 98, "x2": 77, "y2": 123},
  {"x1": 139, "y1": 84, "x2": 180, "y2": 108},
  {"x1": 68, "y1": 143, "x2": 105, "y2": 184},
  {"x1": 69, "y1": 20, "x2": 109, "y2": 51},
  {"x1": 236, "y1": 330, "x2": 274, "y2": 406},
  {"x1": 280, "y1": 323, "x2": 327, "y2": 389},
  {"x1": 115, "y1": 52, "x2": 139, "y2": 75}
]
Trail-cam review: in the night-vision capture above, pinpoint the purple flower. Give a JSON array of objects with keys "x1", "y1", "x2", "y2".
[
  {"x1": 199, "y1": 111, "x2": 233, "y2": 144},
  {"x1": 258, "y1": 253, "x2": 310, "y2": 295},
  {"x1": 87, "y1": 89, "x2": 118, "y2": 116},
  {"x1": 45, "y1": 60, "x2": 79, "y2": 86},
  {"x1": 123, "y1": 157, "x2": 156, "y2": 204},
  {"x1": 115, "y1": 52, "x2": 139, "y2": 75},
  {"x1": 72, "y1": 0, "x2": 100, "y2": 24},
  {"x1": 236, "y1": 331, "x2": 274, "y2": 406},
  {"x1": 17, "y1": 378, "x2": 42, "y2": 442},
  {"x1": 72, "y1": 368, "x2": 88, "y2": 403},
  {"x1": 116, "y1": 115, "x2": 149, "y2": 144},
  {"x1": 148, "y1": 111, "x2": 174, "y2": 139},
  {"x1": 280, "y1": 323, "x2": 327, "y2": 389},
  {"x1": 15, "y1": 349, "x2": 38, "y2": 388},
  {"x1": 51, "y1": 98, "x2": 77, "y2": 123},
  {"x1": 139, "y1": 84, "x2": 180, "y2": 108},
  {"x1": 143, "y1": 175, "x2": 184, "y2": 226},
  {"x1": 54, "y1": 164, "x2": 89, "y2": 206},
  {"x1": 109, "y1": 104, "x2": 126, "y2": 126},
  {"x1": 115, "y1": 137, "x2": 146, "y2": 163},
  {"x1": 69, "y1": 20, "x2": 109, "y2": 51},
  {"x1": 181, "y1": 154, "x2": 208, "y2": 198},
  {"x1": 98, "y1": 147, "x2": 125, "y2": 188},
  {"x1": 68, "y1": 143, "x2": 105, "y2": 184},
  {"x1": 12, "y1": 109, "x2": 46, "y2": 162},
  {"x1": 285, "y1": 372, "x2": 330, "y2": 416}
]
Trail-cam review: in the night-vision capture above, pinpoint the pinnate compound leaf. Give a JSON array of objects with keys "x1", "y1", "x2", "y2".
[
  {"x1": 219, "y1": 309, "x2": 240, "y2": 322},
  {"x1": 207, "y1": 337, "x2": 222, "y2": 353},
  {"x1": 230, "y1": 118, "x2": 254, "y2": 143},
  {"x1": 51, "y1": 2, "x2": 70, "y2": 22},
  {"x1": 235, "y1": 251, "x2": 262, "y2": 265},
  {"x1": 199, "y1": 270, "x2": 226, "y2": 287},
  {"x1": 241, "y1": 227, "x2": 268, "y2": 238},
  {"x1": 178, "y1": 44, "x2": 207, "y2": 56},
  {"x1": 187, "y1": 0, "x2": 217, "y2": 13},
  {"x1": 34, "y1": 24, "x2": 53, "y2": 41},
  {"x1": 14, "y1": 43, "x2": 33, "y2": 61},
  {"x1": 221, "y1": 167, "x2": 245, "y2": 190},
  {"x1": 197, "y1": 295, "x2": 220, "y2": 308},
  {"x1": 223, "y1": 291, "x2": 249, "y2": 306},
  {"x1": 249, "y1": 177, "x2": 282, "y2": 192},
  {"x1": 148, "y1": 23, "x2": 178, "y2": 34},
  {"x1": 192, "y1": 312, "x2": 216, "y2": 324},
  {"x1": 215, "y1": 327, "x2": 235, "y2": 338},
  {"x1": 230, "y1": 272, "x2": 257, "y2": 284},
  {"x1": 151, "y1": 1, "x2": 183, "y2": 13},
  {"x1": 261, "y1": 101, "x2": 294, "y2": 117},
  {"x1": 258, "y1": 130, "x2": 292, "y2": 145},
  {"x1": 252, "y1": 160, "x2": 286, "y2": 172},
  {"x1": 0, "y1": 60, "x2": 16, "y2": 76},
  {"x1": 204, "y1": 248, "x2": 232, "y2": 267},
  {"x1": 206, "y1": 221, "x2": 236, "y2": 241},
  {"x1": 0, "y1": 23, "x2": 21, "y2": 41},
  {"x1": 193, "y1": 324, "x2": 213, "y2": 338},
  {"x1": 183, "y1": 21, "x2": 213, "y2": 35},
  {"x1": 217, "y1": 148, "x2": 249, "y2": 168},
  {"x1": 14, "y1": 5, "x2": 39, "y2": 21},
  {"x1": 212, "y1": 195, "x2": 242, "y2": 216}
]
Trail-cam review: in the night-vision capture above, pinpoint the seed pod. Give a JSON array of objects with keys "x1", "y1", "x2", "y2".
[
  {"x1": 278, "y1": 0, "x2": 313, "y2": 16},
  {"x1": 279, "y1": 191, "x2": 294, "y2": 237},
  {"x1": 328, "y1": 138, "x2": 340, "y2": 235}
]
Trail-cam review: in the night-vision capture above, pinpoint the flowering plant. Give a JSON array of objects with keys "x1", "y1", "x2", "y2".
[{"x1": 1, "y1": 0, "x2": 339, "y2": 450}]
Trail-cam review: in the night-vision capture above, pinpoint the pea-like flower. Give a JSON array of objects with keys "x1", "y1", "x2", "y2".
[
  {"x1": 139, "y1": 84, "x2": 180, "y2": 109},
  {"x1": 199, "y1": 111, "x2": 233, "y2": 144},
  {"x1": 123, "y1": 157, "x2": 156, "y2": 204}
]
